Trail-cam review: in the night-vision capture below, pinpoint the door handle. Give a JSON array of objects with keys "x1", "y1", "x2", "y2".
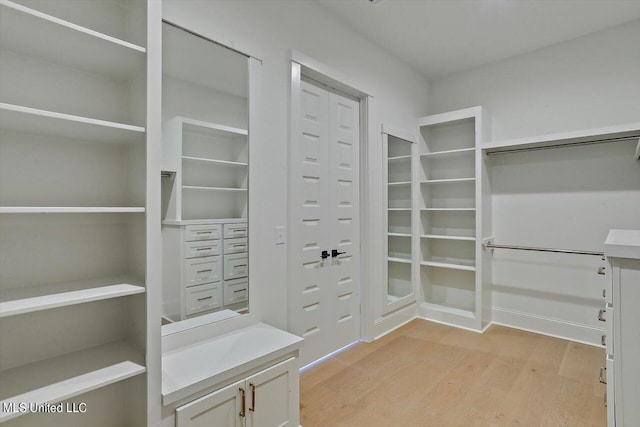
[
  {"x1": 321, "y1": 250, "x2": 330, "y2": 259},
  {"x1": 239, "y1": 387, "x2": 246, "y2": 417},
  {"x1": 249, "y1": 383, "x2": 256, "y2": 412},
  {"x1": 332, "y1": 249, "x2": 346, "y2": 258}
]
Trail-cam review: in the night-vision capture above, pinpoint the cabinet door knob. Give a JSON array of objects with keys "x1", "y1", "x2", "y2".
[
  {"x1": 598, "y1": 309, "x2": 606, "y2": 322},
  {"x1": 601, "y1": 334, "x2": 606, "y2": 346}
]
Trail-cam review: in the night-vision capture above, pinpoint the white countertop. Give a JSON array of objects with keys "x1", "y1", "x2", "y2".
[
  {"x1": 161, "y1": 323, "x2": 302, "y2": 405},
  {"x1": 604, "y1": 229, "x2": 640, "y2": 259}
]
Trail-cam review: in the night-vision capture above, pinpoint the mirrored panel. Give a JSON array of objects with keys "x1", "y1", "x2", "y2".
[{"x1": 160, "y1": 22, "x2": 249, "y2": 333}]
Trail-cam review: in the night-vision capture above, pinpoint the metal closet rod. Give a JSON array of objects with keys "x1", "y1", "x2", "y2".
[
  {"x1": 484, "y1": 242, "x2": 604, "y2": 257},
  {"x1": 486, "y1": 135, "x2": 639, "y2": 156}
]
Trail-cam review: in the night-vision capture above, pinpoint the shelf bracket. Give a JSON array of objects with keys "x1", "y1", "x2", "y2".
[{"x1": 482, "y1": 237, "x2": 495, "y2": 251}]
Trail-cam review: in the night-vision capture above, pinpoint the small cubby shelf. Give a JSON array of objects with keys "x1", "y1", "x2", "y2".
[
  {"x1": 0, "y1": 207, "x2": 145, "y2": 213},
  {"x1": 422, "y1": 234, "x2": 475, "y2": 241},
  {"x1": 0, "y1": 0, "x2": 145, "y2": 79},
  {"x1": 421, "y1": 178, "x2": 475, "y2": 184},
  {"x1": 163, "y1": 116, "x2": 249, "y2": 221},
  {"x1": 420, "y1": 259, "x2": 476, "y2": 272},
  {"x1": 420, "y1": 147, "x2": 475, "y2": 158},
  {"x1": 0, "y1": 276, "x2": 144, "y2": 318},
  {"x1": 0, "y1": 341, "x2": 145, "y2": 423}
]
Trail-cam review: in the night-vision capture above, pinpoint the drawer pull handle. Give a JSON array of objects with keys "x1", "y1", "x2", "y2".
[
  {"x1": 197, "y1": 296, "x2": 213, "y2": 302},
  {"x1": 599, "y1": 366, "x2": 606, "y2": 384},
  {"x1": 196, "y1": 248, "x2": 211, "y2": 251},
  {"x1": 601, "y1": 335, "x2": 606, "y2": 346},
  {"x1": 604, "y1": 392, "x2": 607, "y2": 407},
  {"x1": 234, "y1": 289, "x2": 245, "y2": 293},
  {"x1": 235, "y1": 264, "x2": 247, "y2": 268},
  {"x1": 196, "y1": 231, "x2": 212, "y2": 234},
  {"x1": 239, "y1": 387, "x2": 246, "y2": 417},
  {"x1": 249, "y1": 383, "x2": 256, "y2": 412},
  {"x1": 602, "y1": 289, "x2": 606, "y2": 298},
  {"x1": 598, "y1": 309, "x2": 606, "y2": 322},
  {"x1": 598, "y1": 266, "x2": 606, "y2": 275},
  {"x1": 197, "y1": 269, "x2": 213, "y2": 274}
]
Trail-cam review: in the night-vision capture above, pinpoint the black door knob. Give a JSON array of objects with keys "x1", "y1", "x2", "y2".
[
  {"x1": 331, "y1": 249, "x2": 346, "y2": 258},
  {"x1": 321, "y1": 250, "x2": 330, "y2": 259}
]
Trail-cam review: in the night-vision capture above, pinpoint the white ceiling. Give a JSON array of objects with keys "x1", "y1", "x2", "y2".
[{"x1": 317, "y1": 0, "x2": 640, "y2": 79}]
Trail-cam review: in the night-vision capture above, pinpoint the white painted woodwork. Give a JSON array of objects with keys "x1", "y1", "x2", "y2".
[
  {"x1": 0, "y1": 1, "x2": 156, "y2": 424},
  {"x1": 417, "y1": 106, "x2": 491, "y2": 331},
  {"x1": 289, "y1": 80, "x2": 360, "y2": 366},
  {"x1": 176, "y1": 379, "x2": 244, "y2": 427},
  {"x1": 605, "y1": 229, "x2": 640, "y2": 426},
  {"x1": 161, "y1": 323, "x2": 302, "y2": 405}
]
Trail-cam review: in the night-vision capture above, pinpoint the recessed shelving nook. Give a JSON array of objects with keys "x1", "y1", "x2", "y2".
[
  {"x1": 0, "y1": 0, "x2": 156, "y2": 424},
  {"x1": 383, "y1": 126, "x2": 417, "y2": 313},
  {"x1": 417, "y1": 107, "x2": 492, "y2": 331}
]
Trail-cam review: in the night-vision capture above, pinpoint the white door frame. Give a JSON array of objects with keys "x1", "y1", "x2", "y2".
[{"x1": 288, "y1": 50, "x2": 374, "y2": 346}]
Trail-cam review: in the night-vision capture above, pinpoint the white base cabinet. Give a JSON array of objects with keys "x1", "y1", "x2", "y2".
[
  {"x1": 604, "y1": 230, "x2": 640, "y2": 427},
  {"x1": 176, "y1": 358, "x2": 299, "y2": 427}
]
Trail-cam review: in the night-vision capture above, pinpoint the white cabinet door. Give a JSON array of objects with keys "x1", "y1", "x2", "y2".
[
  {"x1": 246, "y1": 358, "x2": 299, "y2": 427},
  {"x1": 176, "y1": 379, "x2": 244, "y2": 427}
]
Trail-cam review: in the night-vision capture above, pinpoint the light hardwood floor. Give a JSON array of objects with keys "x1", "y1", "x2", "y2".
[{"x1": 300, "y1": 319, "x2": 606, "y2": 427}]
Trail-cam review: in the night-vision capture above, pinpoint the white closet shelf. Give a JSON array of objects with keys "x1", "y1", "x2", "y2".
[
  {"x1": 421, "y1": 147, "x2": 475, "y2": 157},
  {"x1": 483, "y1": 122, "x2": 640, "y2": 153},
  {"x1": 181, "y1": 156, "x2": 248, "y2": 167},
  {"x1": 388, "y1": 257, "x2": 412, "y2": 264},
  {"x1": 420, "y1": 259, "x2": 476, "y2": 271},
  {"x1": 0, "y1": 341, "x2": 145, "y2": 423},
  {"x1": 388, "y1": 181, "x2": 412, "y2": 186},
  {"x1": 421, "y1": 234, "x2": 475, "y2": 241},
  {"x1": 0, "y1": 103, "x2": 145, "y2": 144},
  {"x1": 388, "y1": 233, "x2": 411, "y2": 237},
  {"x1": 421, "y1": 177, "x2": 475, "y2": 184},
  {"x1": 0, "y1": 276, "x2": 144, "y2": 318},
  {"x1": 179, "y1": 116, "x2": 248, "y2": 137},
  {"x1": 388, "y1": 155, "x2": 412, "y2": 161},
  {"x1": 388, "y1": 208, "x2": 412, "y2": 211},
  {"x1": 421, "y1": 208, "x2": 476, "y2": 212},
  {"x1": 0, "y1": 206, "x2": 145, "y2": 214},
  {"x1": 0, "y1": 0, "x2": 145, "y2": 79},
  {"x1": 163, "y1": 218, "x2": 247, "y2": 226},
  {"x1": 182, "y1": 185, "x2": 247, "y2": 192}
]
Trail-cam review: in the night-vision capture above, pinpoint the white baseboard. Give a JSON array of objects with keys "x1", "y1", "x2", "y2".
[
  {"x1": 372, "y1": 303, "x2": 417, "y2": 341},
  {"x1": 491, "y1": 306, "x2": 605, "y2": 347}
]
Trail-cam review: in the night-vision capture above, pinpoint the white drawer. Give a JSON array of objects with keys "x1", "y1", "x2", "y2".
[
  {"x1": 184, "y1": 240, "x2": 221, "y2": 259},
  {"x1": 224, "y1": 253, "x2": 248, "y2": 280},
  {"x1": 223, "y1": 223, "x2": 248, "y2": 238},
  {"x1": 184, "y1": 256, "x2": 222, "y2": 287},
  {"x1": 185, "y1": 224, "x2": 222, "y2": 242},
  {"x1": 224, "y1": 278, "x2": 248, "y2": 305},
  {"x1": 185, "y1": 282, "x2": 222, "y2": 316},
  {"x1": 223, "y1": 237, "x2": 248, "y2": 254}
]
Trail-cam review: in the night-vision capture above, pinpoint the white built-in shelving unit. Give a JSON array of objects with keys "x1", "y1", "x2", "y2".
[
  {"x1": 416, "y1": 107, "x2": 492, "y2": 331},
  {"x1": 0, "y1": 0, "x2": 157, "y2": 424},
  {"x1": 383, "y1": 127, "x2": 417, "y2": 312}
]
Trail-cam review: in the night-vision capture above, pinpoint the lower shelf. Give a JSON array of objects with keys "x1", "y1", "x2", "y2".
[
  {"x1": 0, "y1": 342, "x2": 145, "y2": 422},
  {"x1": 421, "y1": 302, "x2": 475, "y2": 319},
  {"x1": 421, "y1": 259, "x2": 476, "y2": 271}
]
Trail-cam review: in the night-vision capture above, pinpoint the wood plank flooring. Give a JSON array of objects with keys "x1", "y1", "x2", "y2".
[{"x1": 300, "y1": 319, "x2": 606, "y2": 427}]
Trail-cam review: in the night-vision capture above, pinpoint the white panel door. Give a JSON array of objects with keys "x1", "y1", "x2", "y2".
[
  {"x1": 246, "y1": 358, "x2": 299, "y2": 427},
  {"x1": 290, "y1": 80, "x2": 360, "y2": 366},
  {"x1": 176, "y1": 379, "x2": 244, "y2": 427}
]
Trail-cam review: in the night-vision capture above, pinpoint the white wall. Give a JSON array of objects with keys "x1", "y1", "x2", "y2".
[
  {"x1": 429, "y1": 20, "x2": 640, "y2": 344},
  {"x1": 162, "y1": 0, "x2": 429, "y2": 335}
]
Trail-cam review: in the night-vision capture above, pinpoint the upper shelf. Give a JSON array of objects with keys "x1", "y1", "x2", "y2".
[
  {"x1": 421, "y1": 147, "x2": 475, "y2": 158},
  {"x1": 0, "y1": 0, "x2": 145, "y2": 79},
  {"x1": 0, "y1": 206, "x2": 145, "y2": 214},
  {"x1": 0, "y1": 103, "x2": 145, "y2": 144},
  {"x1": 182, "y1": 156, "x2": 248, "y2": 167},
  {"x1": 484, "y1": 122, "x2": 640, "y2": 154}
]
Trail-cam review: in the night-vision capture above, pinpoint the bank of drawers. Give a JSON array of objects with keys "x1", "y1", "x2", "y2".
[
  {"x1": 597, "y1": 258, "x2": 614, "y2": 426},
  {"x1": 183, "y1": 223, "x2": 248, "y2": 316}
]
